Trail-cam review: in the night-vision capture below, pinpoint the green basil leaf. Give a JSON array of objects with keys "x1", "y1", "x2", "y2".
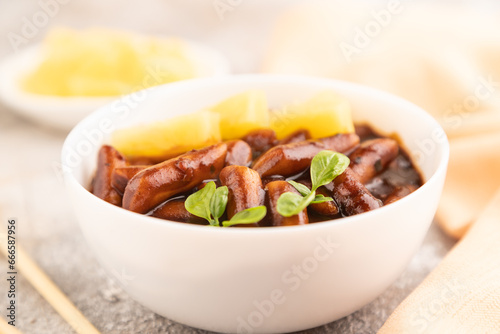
[
  {"x1": 287, "y1": 180, "x2": 311, "y2": 197},
  {"x1": 277, "y1": 191, "x2": 316, "y2": 217},
  {"x1": 310, "y1": 151, "x2": 350, "y2": 190},
  {"x1": 311, "y1": 194, "x2": 334, "y2": 204},
  {"x1": 185, "y1": 181, "x2": 216, "y2": 223},
  {"x1": 222, "y1": 206, "x2": 267, "y2": 227},
  {"x1": 210, "y1": 186, "x2": 228, "y2": 222}
]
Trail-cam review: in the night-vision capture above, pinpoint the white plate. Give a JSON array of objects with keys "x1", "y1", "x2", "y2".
[{"x1": 0, "y1": 41, "x2": 230, "y2": 131}]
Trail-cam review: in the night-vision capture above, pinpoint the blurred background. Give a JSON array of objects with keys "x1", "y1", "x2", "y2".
[
  {"x1": 0, "y1": 0, "x2": 304, "y2": 72},
  {"x1": 2, "y1": 0, "x2": 500, "y2": 134},
  {"x1": 1, "y1": 0, "x2": 499, "y2": 333}
]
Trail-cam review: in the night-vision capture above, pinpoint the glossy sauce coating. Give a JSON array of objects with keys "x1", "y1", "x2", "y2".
[
  {"x1": 122, "y1": 143, "x2": 227, "y2": 213},
  {"x1": 309, "y1": 187, "x2": 339, "y2": 217},
  {"x1": 262, "y1": 175, "x2": 286, "y2": 186},
  {"x1": 349, "y1": 138, "x2": 399, "y2": 184},
  {"x1": 252, "y1": 133, "x2": 360, "y2": 178},
  {"x1": 93, "y1": 145, "x2": 127, "y2": 206},
  {"x1": 264, "y1": 181, "x2": 309, "y2": 226},
  {"x1": 328, "y1": 168, "x2": 382, "y2": 216},
  {"x1": 219, "y1": 165, "x2": 265, "y2": 226},
  {"x1": 150, "y1": 198, "x2": 206, "y2": 224},
  {"x1": 111, "y1": 165, "x2": 147, "y2": 194},
  {"x1": 294, "y1": 179, "x2": 339, "y2": 217},
  {"x1": 93, "y1": 124, "x2": 422, "y2": 226},
  {"x1": 242, "y1": 128, "x2": 277, "y2": 158},
  {"x1": 278, "y1": 129, "x2": 311, "y2": 145},
  {"x1": 384, "y1": 185, "x2": 417, "y2": 205},
  {"x1": 225, "y1": 140, "x2": 252, "y2": 167}
]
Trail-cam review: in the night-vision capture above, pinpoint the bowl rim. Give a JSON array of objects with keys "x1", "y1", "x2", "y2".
[{"x1": 62, "y1": 74, "x2": 450, "y2": 235}]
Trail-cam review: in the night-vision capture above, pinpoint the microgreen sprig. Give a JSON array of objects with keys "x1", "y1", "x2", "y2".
[
  {"x1": 277, "y1": 151, "x2": 350, "y2": 217},
  {"x1": 222, "y1": 206, "x2": 267, "y2": 227},
  {"x1": 185, "y1": 181, "x2": 266, "y2": 227}
]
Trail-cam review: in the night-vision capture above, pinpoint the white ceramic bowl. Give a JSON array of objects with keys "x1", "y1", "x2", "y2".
[
  {"x1": 0, "y1": 41, "x2": 230, "y2": 131},
  {"x1": 62, "y1": 75, "x2": 448, "y2": 333}
]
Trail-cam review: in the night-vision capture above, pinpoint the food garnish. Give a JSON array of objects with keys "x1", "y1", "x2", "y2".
[
  {"x1": 185, "y1": 181, "x2": 267, "y2": 227},
  {"x1": 277, "y1": 151, "x2": 349, "y2": 217}
]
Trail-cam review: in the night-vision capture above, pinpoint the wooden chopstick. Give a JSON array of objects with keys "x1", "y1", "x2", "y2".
[
  {"x1": 0, "y1": 316, "x2": 23, "y2": 334},
  {"x1": 0, "y1": 233, "x2": 101, "y2": 334}
]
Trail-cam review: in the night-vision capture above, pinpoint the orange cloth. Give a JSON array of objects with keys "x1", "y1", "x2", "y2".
[
  {"x1": 378, "y1": 188, "x2": 500, "y2": 333},
  {"x1": 437, "y1": 132, "x2": 500, "y2": 238},
  {"x1": 263, "y1": 1, "x2": 500, "y2": 139}
]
